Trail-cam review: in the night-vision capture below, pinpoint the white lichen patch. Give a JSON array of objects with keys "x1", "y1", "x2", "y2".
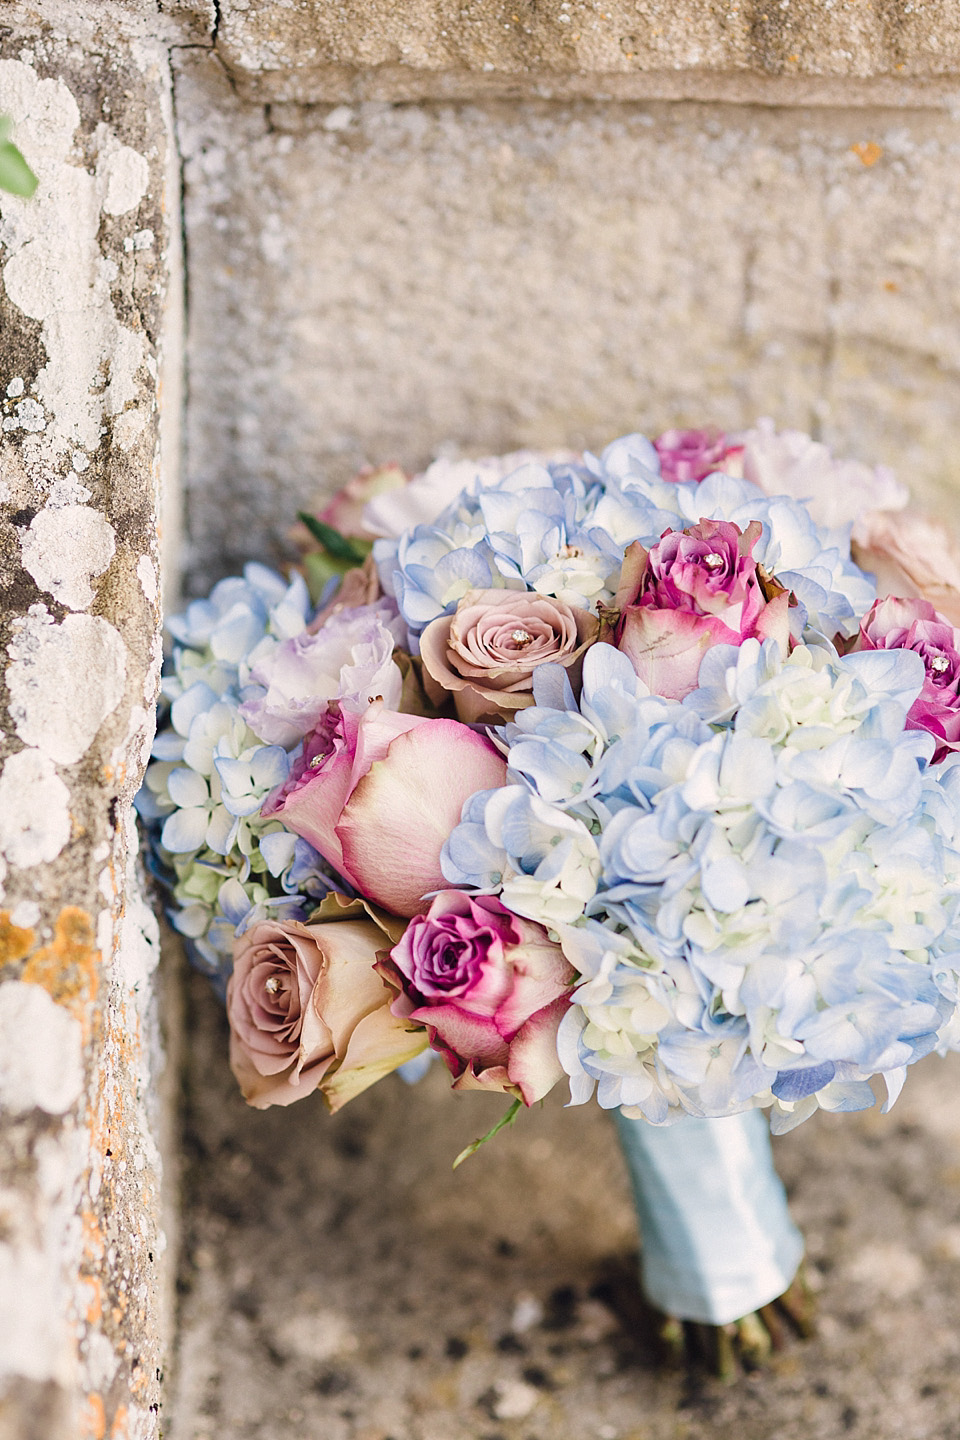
[
  {"x1": 46, "y1": 473, "x2": 92, "y2": 508},
  {"x1": 0, "y1": 981, "x2": 83, "y2": 1116},
  {"x1": 137, "y1": 553, "x2": 159, "y2": 604},
  {"x1": 0, "y1": 60, "x2": 152, "y2": 459},
  {"x1": 19, "y1": 504, "x2": 116, "y2": 609},
  {"x1": 97, "y1": 144, "x2": 150, "y2": 217},
  {"x1": 0, "y1": 748, "x2": 71, "y2": 868},
  {"x1": 7, "y1": 608, "x2": 127, "y2": 765}
]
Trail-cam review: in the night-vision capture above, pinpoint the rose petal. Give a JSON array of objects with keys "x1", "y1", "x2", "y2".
[
  {"x1": 336, "y1": 721, "x2": 507, "y2": 915},
  {"x1": 506, "y1": 995, "x2": 571, "y2": 1104}
]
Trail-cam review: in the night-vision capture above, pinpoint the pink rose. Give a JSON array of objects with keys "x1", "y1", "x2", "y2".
[
  {"x1": 316, "y1": 462, "x2": 409, "y2": 539},
  {"x1": 263, "y1": 703, "x2": 507, "y2": 917},
  {"x1": 858, "y1": 596, "x2": 960, "y2": 761},
  {"x1": 654, "y1": 428, "x2": 744, "y2": 484},
  {"x1": 418, "y1": 589, "x2": 599, "y2": 723},
  {"x1": 614, "y1": 519, "x2": 792, "y2": 700},
  {"x1": 381, "y1": 891, "x2": 574, "y2": 1105},
  {"x1": 853, "y1": 510, "x2": 960, "y2": 630},
  {"x1": 226, "y1": 911, "x2": 426, "y2": 1111}
]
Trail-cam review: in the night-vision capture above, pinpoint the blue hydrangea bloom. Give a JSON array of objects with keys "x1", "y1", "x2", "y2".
[{"x1": 445, "y1": 640, "x2": 960, "y2": 1129}]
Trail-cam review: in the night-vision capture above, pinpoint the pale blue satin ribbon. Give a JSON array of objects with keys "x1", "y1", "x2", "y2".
[{"x1": 614, "y1": 1108, "x2": 804, "y2": 1325}]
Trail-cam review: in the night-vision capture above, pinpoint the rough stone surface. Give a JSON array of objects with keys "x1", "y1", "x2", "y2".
[
  {"x1": 214, "y1": 0, "x2": 960, "y2": 104},
  {"x1": 0, "y1": 16, "x2": 181, "y2": 1439},
  {"x1": 176, "y1": 60, "x2": 960, "y2": 590},
  {"x1": 170, "y1": 972, "x2": 960, "y2": 1440}
]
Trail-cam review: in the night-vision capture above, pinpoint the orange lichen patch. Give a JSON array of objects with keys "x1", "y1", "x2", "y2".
[
  {"x1": 851, "y1": 141, "x2": 883, "y2": 167},
  {"x1": 82, "y1": 1275, "x2": 104, "y2": 1327},
  {"x1": 84, "y1": 1393, "x2": 107, "y2": 1440},
  {"x1": 22, "y1": 907, "x2": 99, "y2": 1023},
  {"x1": 0, "y1": 911, "x2": 35, "y2": 965},
  {"x1": 109, "y1": 1405, "x2": 129, "y2": 1438}
]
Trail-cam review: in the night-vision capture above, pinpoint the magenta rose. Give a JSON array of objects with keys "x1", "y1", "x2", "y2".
[
  {"x1": 419, "y1": 588, "x2": 599, "y2": 723},
  {"x1": 226, "y1": 911, "x2": 426, "y2": 1111},
  {"x1": 381, "y1": 891, "x2": 574, "y2": 1105},
  {"x1": 263, "y1": 702, "x2": 507, "y2": 917},
  {"x1": 614, "y1": 518, "x2": 792, "y2": 700},
  {"x1": 654, "y1": 428, "x2": 744, "y2": 484},
  {"x1": 858, "y1": 596, "x2": 960, "y2": 761}
]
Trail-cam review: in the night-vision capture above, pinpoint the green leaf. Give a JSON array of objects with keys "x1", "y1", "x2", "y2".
[
  {"x1": 452, "y1": 1097, "x2": 523, "y2": 1169},
  {"x1": 297, "y1": 511, "x2": 370, "y2": 564},
  {"x1": 0, "y1": 126, "x2": 37, "y2": 198},
  {"x1": 302, "y1": 549, "x2": 352, "y2": 603}
]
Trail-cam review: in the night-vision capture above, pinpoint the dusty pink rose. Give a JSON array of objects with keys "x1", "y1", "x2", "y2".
[
  {"x1": 418, "y1": 588, "x2": 599, "y2": 723},
  {"x1": 381, "y1": 891, "x2": 574, "y2": 1105},
  {"x1": 858, "y1": 595, "x2": 960, "y2": 761},
  {"x1": 654, "y1": 428, "x2": 744, "y2": 484},
  {"x1": 614, "y1": 518, "x2": 792, "y2": 700},
  {"x1": 227, "y1": 913, "x2": 426, "y2": 1111},
  {"x1": 854, "y1": 510, "x2": 960, "y2": 630},
  {"x1": 263, "y1": 703, "x2": 507, "y2": 917}
]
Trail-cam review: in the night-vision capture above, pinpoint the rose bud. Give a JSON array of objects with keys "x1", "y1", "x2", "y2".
[
  {"x1": 227, "y1": 912, "x2": 427, "y2": 1111},
  {"x1": 614, "y1": 518, "x2": 792, "y2": 700},
  {"x1": 380, "y1": 891, "x2": 574, "y2": 1105},
  {"x1": 262, "y1": 703, "x2": 507, "y2": 917},
  {"x1": 857, "y1": 595, "x2": 960, "y2": 761},
  {"x1": 418, "y1": 588, "x2": 599, "y2": 724}
]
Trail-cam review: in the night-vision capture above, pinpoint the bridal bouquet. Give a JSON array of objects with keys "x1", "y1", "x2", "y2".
[{"x1": 140, "y1": 422, "x2": 960, "y2": 1147}]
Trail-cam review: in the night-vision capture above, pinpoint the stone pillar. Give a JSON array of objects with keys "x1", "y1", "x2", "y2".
[{"x1": 0, "y1": 7, "x2": 183, "y2": 1437}]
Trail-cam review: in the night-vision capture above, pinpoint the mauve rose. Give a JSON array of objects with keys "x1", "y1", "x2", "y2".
[
  {"x1": 654, "y1": 428, "x2": 744, "y2": 484},
  {"x1": 854, "y1": 510, "x2": 960, "y2": 630},
  {"x1": 263, "y1": 702, "x2": 507, "y2": 917},
  {"x1": 227, "y1": 910, "x2": 426, "y2": 1111},
  {"x1": 381, "y1": 891, "x2": 574, "y2": 1105},
  {"x1": 418, "y1": 588, "x2": 600, "y2": 723},
  {"x1": 858, "y1": 595, "x2": 960, "y2": 761},
  {"x1": 614, "y1": 518, "x2": 792, "y2": 700}
]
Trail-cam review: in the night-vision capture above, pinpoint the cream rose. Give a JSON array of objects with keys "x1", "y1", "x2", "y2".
[
  {"x1": 226, "y1": 906, "x2": 426, "y2": 1111},
  {"x1": 418, "y1": 589, "x2": 599, "y2": 723}
]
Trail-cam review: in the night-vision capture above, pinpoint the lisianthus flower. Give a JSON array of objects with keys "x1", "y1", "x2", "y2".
[
  {"x1": 381, "y1": 891, "x2": 574, "y2": 1104},
  {"x1": 239, "y1": 599, "x2": 406, "y2": 747},
  {"x1": 613, "y1": 518, "x2": 792, "y2": 700}
]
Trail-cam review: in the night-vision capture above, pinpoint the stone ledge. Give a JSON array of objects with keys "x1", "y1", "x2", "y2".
[{"x1": 215, "y1": 0, "x2": 960, "y2": 104}]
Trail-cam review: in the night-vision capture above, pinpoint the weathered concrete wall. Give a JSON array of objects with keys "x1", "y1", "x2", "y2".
[
  {"x1": 176, "y1": 50, "x2": 960, "y2": 589},
  {"x1": 0, "y1": 9, "x2": 182, "y2": 1436}
]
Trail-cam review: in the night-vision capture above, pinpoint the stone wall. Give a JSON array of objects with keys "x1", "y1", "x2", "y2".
[
  {"x1": 0, "y1": 7, "x2": 182, "y2": 1437},
  {"x1": 175, "y1": 5, "x2": 960, "y2": 590}
]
